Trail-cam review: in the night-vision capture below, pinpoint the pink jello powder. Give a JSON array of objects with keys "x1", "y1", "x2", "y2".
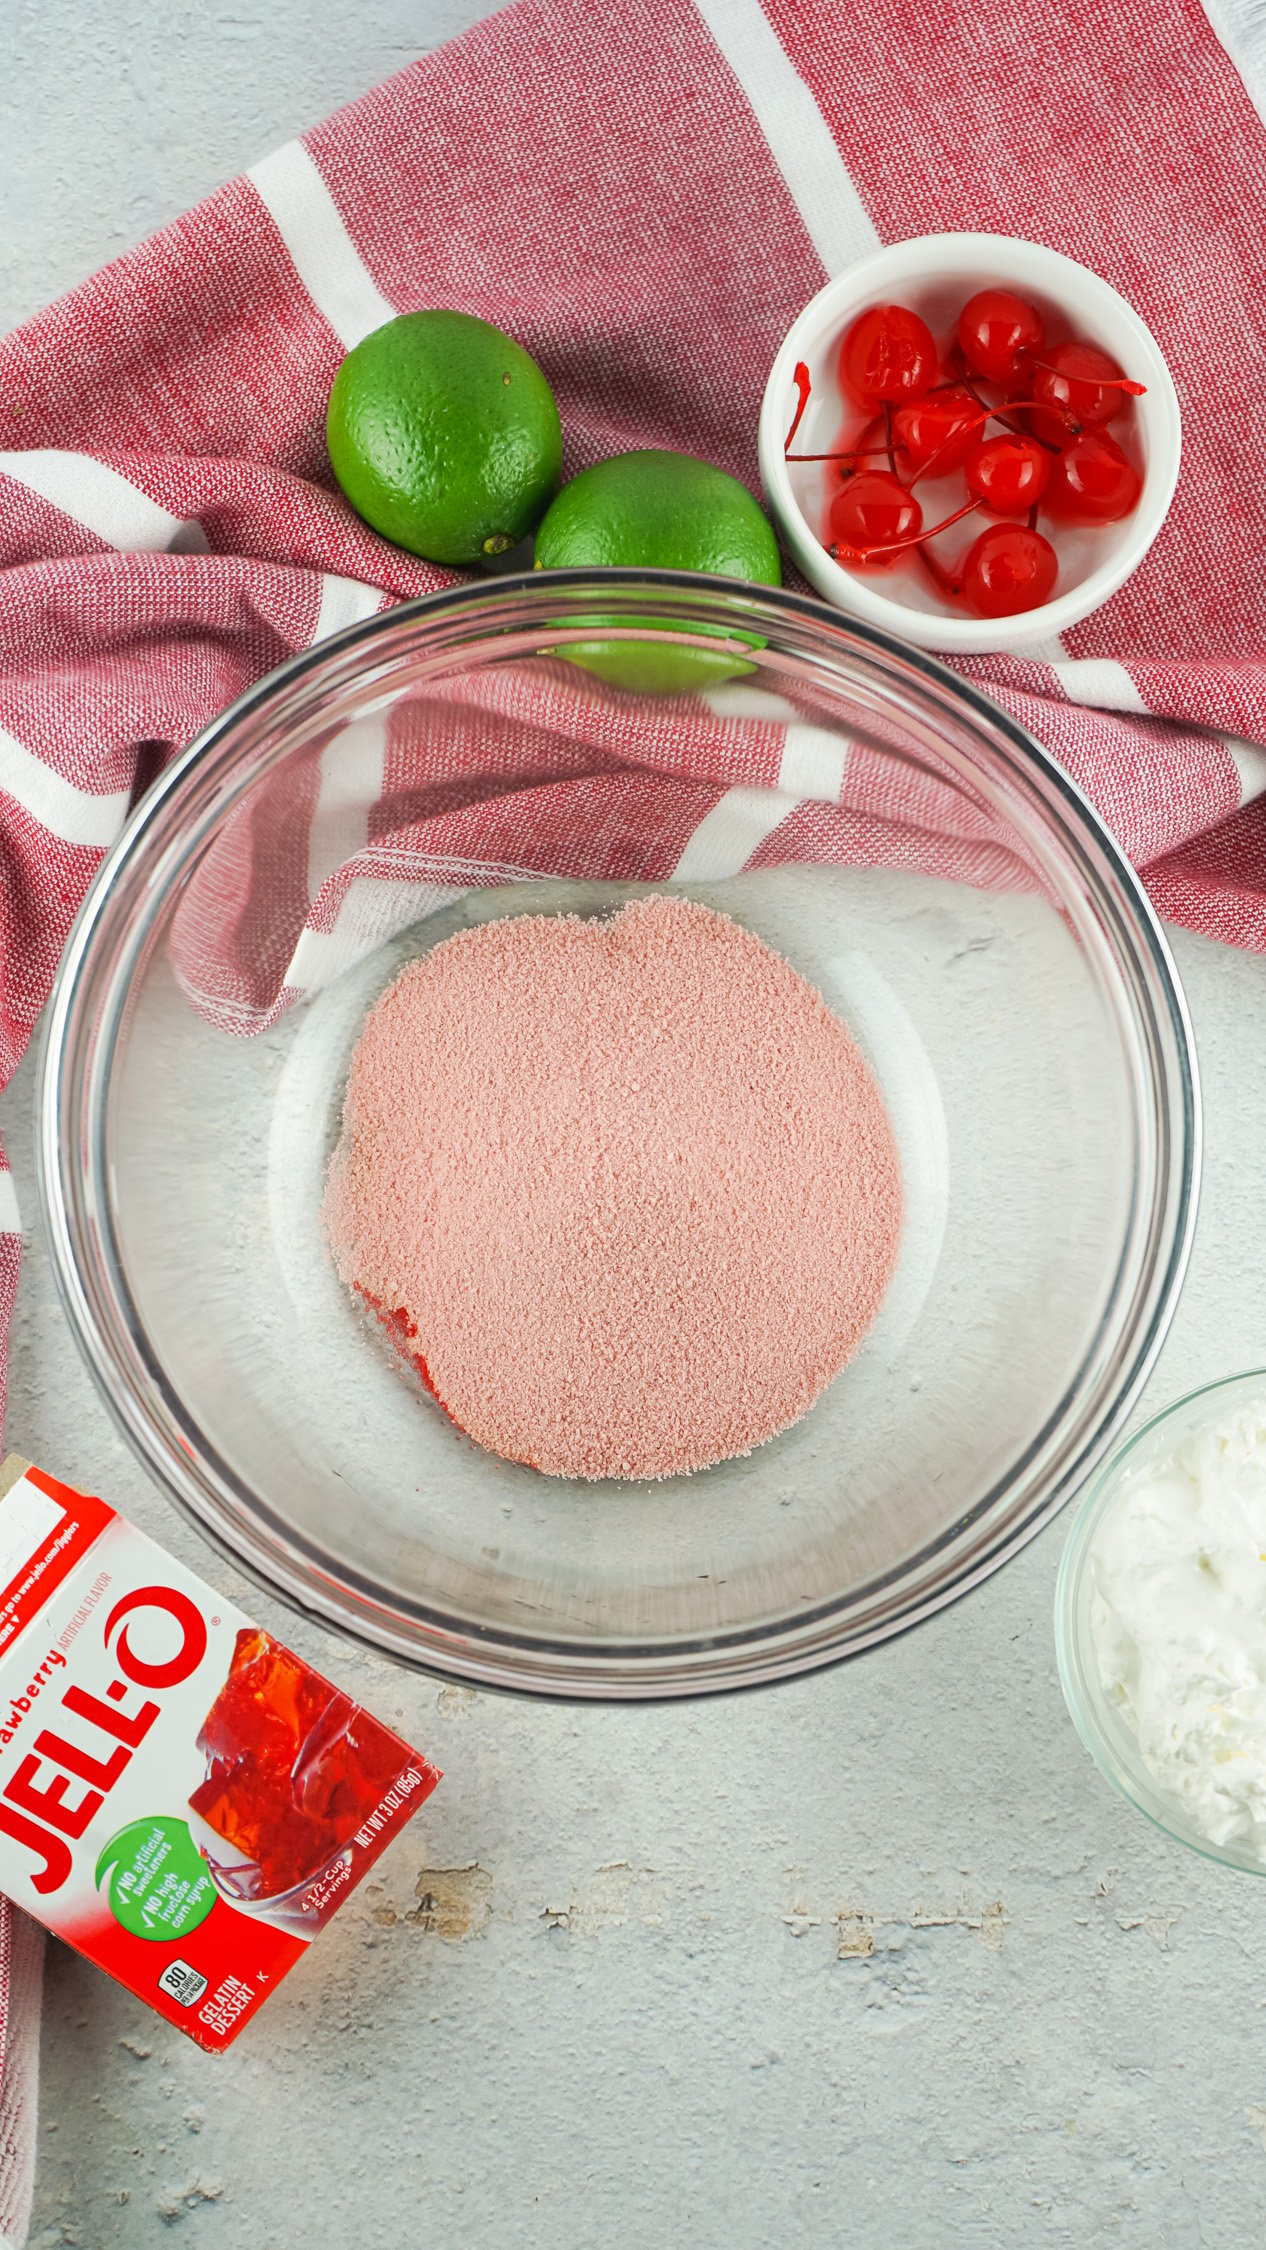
[{"x1": 323, "y1": 895, "x2": 902, "y2": 1481}]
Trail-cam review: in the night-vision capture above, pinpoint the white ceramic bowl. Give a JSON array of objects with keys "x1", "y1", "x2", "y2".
[{"x1": 758, "y1": 233, "x2": 1182, "y2": 656}]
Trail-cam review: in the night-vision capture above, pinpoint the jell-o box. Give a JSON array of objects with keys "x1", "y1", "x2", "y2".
[{"x1": 0, "y1": 1455, "x2": 440, "y2": 2049}]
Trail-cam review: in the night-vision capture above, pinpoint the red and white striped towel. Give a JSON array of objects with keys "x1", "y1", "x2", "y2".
[{"x1": 1, "y1": 0, "x2": 1264, "y2": 2228}]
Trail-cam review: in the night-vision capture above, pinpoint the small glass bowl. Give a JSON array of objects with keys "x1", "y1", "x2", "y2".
[{"x1": 1055, "y1": 1368, "x2": 1266, "y2": 1876}]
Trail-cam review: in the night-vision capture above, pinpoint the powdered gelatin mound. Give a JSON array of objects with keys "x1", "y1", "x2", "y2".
[{"x1": 323, "y1": 896, "x2": 902, "y2": 1481}]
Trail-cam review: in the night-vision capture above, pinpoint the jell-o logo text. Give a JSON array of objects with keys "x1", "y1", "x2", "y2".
[{"x1": 0, "y1": 1586, "x2": 206, "y2": 1893}]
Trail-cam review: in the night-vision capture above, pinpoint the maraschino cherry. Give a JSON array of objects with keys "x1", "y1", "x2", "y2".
[
  {"x1": 1023, "y1": 341, "x2": 1146, "y2": 444},
  {"x1": 839, "y1": 305, "x2": 938, "y2": 407},
  {"x1": 892, "y1": 385, "x2": 979, "y2": 476},
  {"x1": 959, "y1": 524, "x2": 1058, "y2": 616},
  {"x1": 1044, "y1": 428, "x2": 1142, "y2": 523},
  {"x1": 828, "y1": 472, "x2": 921, "y2": 568},
  {"x1": 963, "y1": 432, "x2": 1051, "y2": 517},
  {"x1": 958, "y1": 290, "x2": 1044, "y2": 383}
]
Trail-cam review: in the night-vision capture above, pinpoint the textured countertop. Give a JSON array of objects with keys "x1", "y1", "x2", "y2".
[{"x1": 5, "y1": 9, "x2": 1266, "y2": 2244}]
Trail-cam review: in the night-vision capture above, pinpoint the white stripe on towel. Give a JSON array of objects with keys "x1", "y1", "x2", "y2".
[
  {"x1": 248, "y1": 140, "x2": 396, "y2": 350},
  {"x1": 691, "y1": 0, "x2": 880, "y2": 277},
  {"x1": 311, "y1": 573, "x2": 385, "y2": 643},
  {"x1": 0, "y1": 450, "x2": 208, "y2": 553},
  {"x1": 0, "y1": 725, "x2": 130, "y2": 850},
  {"x1": 0, "y1": 1174, "x2": 20, "y2": 1236},
  {"x1": 674, "y1": 784, "x2": 802, "y2": 878}
]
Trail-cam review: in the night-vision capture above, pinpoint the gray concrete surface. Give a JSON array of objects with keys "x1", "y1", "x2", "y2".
[
  {"x1": 8, "y1": 927, "x2": 1266, "y2": 2250},
  {"x1": 6, "y1": 8, "x2": 1266, "y2": 2246},
  {"x1": 0, "y1": 0, "x2": 510, "y2": 334}
]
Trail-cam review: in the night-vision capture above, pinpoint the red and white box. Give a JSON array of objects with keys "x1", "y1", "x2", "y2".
[{"x1": 0, "y1": 1455, "x2": 440, "y2": 2048}]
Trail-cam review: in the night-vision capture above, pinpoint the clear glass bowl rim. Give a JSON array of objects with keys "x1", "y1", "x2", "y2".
[
  {"x1": 37, "y1": 570, "x2": 1202, "y2": 1698},
  {"x1": 1055, "y1": 1366, "x2": 1266, "y2": 1875}
]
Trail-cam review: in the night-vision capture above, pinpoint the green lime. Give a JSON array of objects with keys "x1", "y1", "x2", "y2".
[
  {"x1": 532, "y1": 449, "x2": 781, "y2": 692},
  {"x1": 327, "y1": 311, "x2": 563, "y2": 566}
]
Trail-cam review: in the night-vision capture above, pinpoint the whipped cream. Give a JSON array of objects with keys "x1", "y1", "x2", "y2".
[{"x1": 1090, "y1": 1400, "x2": 1266, "y2": 1858}]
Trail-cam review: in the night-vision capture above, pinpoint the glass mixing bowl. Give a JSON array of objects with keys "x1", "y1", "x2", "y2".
[{"x1": 38, "y1": 573, "x2": 1199, "y2": 1697}]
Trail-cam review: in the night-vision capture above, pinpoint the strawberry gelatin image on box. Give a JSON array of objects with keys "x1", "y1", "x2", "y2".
[
  {"x1": 0, "y1": 1457, "x2": 441, "y2": 2049},
  {"x1": 187, "y1": 1625, "x2": 423, "y2": 1929}
]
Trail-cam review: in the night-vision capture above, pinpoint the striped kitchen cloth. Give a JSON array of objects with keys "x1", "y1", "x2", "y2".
[{"x1": 0, "y1": 0, "x2": 1264, "y2": 2229}]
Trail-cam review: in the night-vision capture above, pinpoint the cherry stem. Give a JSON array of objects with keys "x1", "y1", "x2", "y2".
[
  {"x1": 826, "y1": 414, "x2": 886, "y2": 485},
  {"x1": 1004, "y1": 394, "x2": 1091, "y2": 444},
  {"x1": 782, "y1": 374, "x2": 888, "y2": 481},
  {"x1": 907, "y1": 407, "x2": 1002, "y2": 486},
  {"x1": 884, "y1": 401, "x2": 898, "y2": 480},
  {"x1": 1025, "y1": 356, "x2": 1146, "y2": 396},
  {"x1": 1028, "y1": 501, "x2": 1040, "y2": 530},
  {"x1": 910, "y1": 400, "x2": 1071, "y2": 487},
  {"x1": 785, "y1": 360, "x2": 812, "y2": 452},
  {"x1": 916, "y1": 542, "x2": 961, "y2": 600},
  {"x1": 957, "y1": 372, "x2": 1063, "y2": 453},
  {"x1": 831, "y1": 495, "x2": 982, "y2": 564},
  {"x1": 785, "y1": 447, "x2": 888, "y2": 464}
]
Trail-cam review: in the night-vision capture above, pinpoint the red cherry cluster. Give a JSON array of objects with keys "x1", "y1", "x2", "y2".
[{"x1": 785, "y1": 290, "x2": 1146, "y2": 620}]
